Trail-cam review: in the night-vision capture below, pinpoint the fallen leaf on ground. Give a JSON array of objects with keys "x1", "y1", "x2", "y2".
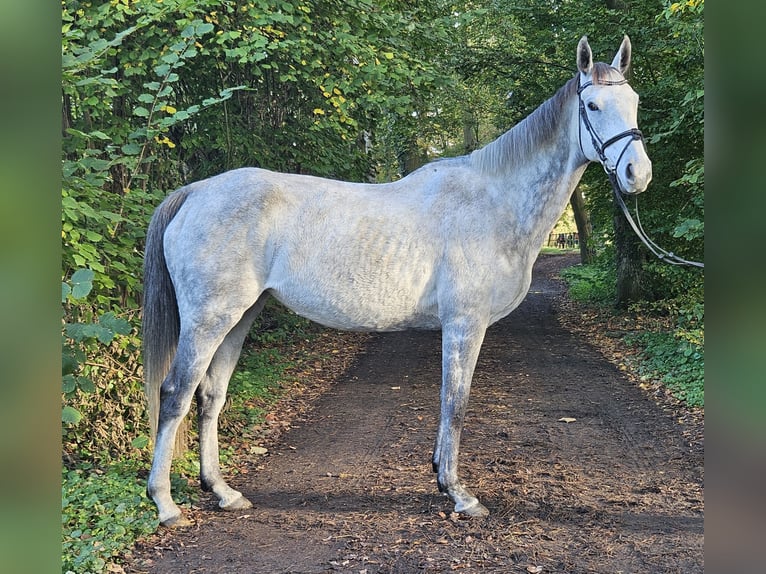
[{"x1": 558, "y1": 417, "x2": 576, "y2": 423}]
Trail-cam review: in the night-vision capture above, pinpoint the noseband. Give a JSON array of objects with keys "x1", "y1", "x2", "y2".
[{"x1": 577, "y1": 77, "x2": 646, "y2": 196}]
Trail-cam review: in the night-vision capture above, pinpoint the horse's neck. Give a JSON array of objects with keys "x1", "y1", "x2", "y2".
[{"x1": 472, "y1": 98, "x2": 586, "y2": 244}]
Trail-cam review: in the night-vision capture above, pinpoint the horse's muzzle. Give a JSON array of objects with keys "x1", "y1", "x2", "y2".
[{"x1": 620, "y1": 161, "x2": 652, "y2": 195}]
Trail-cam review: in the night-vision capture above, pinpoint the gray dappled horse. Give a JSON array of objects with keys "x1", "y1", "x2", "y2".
[{"x1": 144, "y1": 36, "x2": 651, "y2": 527}]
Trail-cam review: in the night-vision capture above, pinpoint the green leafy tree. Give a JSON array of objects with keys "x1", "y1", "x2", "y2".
[
  {"x1": 61, "y1": 0, "x2": 458, "y2": 459},
  {"x1": 62, "y1": 0, "x2": 246, "y2": 460}
]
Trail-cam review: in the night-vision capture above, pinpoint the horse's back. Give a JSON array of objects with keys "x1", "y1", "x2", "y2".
[{"x1": 160, "y1": 167, "x2": 445, "y2": 328}]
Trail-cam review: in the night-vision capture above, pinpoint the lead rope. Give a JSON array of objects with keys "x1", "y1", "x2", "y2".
[{"x1": 609, "y1": 173, "x2": 704, "y2": 268}]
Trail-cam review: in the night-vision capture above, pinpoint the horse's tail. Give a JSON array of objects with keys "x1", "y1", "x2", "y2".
[{"x1": 142, "y1": 185, "x2": 195, "y2": 440}]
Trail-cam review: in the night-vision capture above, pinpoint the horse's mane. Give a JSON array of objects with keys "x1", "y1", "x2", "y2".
[{"x1": 470, "y1": 62, "x2": 624, "y2": 174}]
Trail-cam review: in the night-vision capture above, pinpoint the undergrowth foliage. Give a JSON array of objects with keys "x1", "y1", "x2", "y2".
[
  {"x1": 561, "y1": 262, "x2": 704, "y2": 408},
  {"x1": 62, "y1": 464, "x2": 158, "y2": 573},
  {"x1": 62, "y1": 461, "x2": 197, "y2": 574},
  {"x1": 627, "y1": 330, "x2": 704, "y2": 407},
  {"x1": 62, "y1": 269, "x2": 145, "y2": 455}
]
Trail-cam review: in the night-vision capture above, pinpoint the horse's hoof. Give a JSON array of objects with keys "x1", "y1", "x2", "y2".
[
  {"x1": 219, "y1": 494, "x2": 253, "y2": 512},
  {"x1": 161, "y1": 513, "x2": 193, "y2": 528},
  {"x1": 458, "y1": 501, "x2": 490, "y2": 518}
]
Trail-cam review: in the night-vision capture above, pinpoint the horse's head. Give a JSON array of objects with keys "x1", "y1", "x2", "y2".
[{"x1": 575, "y1": 35, "x2": 652, "y2": 195}]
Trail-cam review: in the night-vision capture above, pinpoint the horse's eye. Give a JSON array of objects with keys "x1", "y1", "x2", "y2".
[{"x1": 587, "y1": 102, "x2": 599, "y2": 112}]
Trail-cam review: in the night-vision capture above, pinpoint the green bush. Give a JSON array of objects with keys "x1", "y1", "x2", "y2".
[
  {"x1": 639, "y1": 260, "x2": 705, "y2": 330},
  {"x1": 62, "y1": 269, "x2": 148, "y2": 467},
  {"x1": 560, "y1": 262, "x2": 616, "y2": 306},
  {"x1": 626, "y1": 329, "x2": 704, "y2": 407}
]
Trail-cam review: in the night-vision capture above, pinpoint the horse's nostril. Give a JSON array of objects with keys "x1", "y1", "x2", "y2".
[{"x1": 625, "y1": 163, "x2": 635, "y2": 182}]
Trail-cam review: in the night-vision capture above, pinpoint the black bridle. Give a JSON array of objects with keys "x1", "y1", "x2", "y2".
[{"x1": 577, "y1": 76, "x2": 704, "y2": 269}]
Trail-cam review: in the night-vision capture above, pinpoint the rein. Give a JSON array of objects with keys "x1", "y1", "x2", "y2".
[
  {"x1": 610, "y1": 181, "x2": 704, "y2": 268},
  {"x1": 577, "y1": 77, "x2": 705, "y2": 269}
]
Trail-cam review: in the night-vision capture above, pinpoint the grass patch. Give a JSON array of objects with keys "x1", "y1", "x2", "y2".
[
  {"x1": 227, "y1": 347, "x2": 293, "y2": 426},
  {"x1": 540, "y1": 246, "x2": 579, "y2": 256}
]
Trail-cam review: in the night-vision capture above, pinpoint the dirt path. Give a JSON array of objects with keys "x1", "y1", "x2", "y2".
[{"x1": 129, "y1": 254, "x2": 703, "y2": 573}]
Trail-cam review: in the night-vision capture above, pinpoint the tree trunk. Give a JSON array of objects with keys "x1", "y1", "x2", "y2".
[
  {"x1": 605, "y1": 0, "x2": 628, "y2": 10},
  {"x1": 613, "y1": 202, "x2": 647, "y2": 307},
  {"x1": 462, "y1": 109, "x2": 478, "y2": 154},
  {"x1": 570, "y1": 186, "x2": 595, "y2": 264},
  {"x1": 398, "y1": 139, "x2": 426, "y2": 176}
]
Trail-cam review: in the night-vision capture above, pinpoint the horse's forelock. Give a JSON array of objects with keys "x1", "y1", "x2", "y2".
[{"x1": 591, "y1": 61, "x2": 626, "y2": 84}]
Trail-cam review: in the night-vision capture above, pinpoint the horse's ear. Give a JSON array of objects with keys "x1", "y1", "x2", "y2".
[
  {"x1": 577, "y1": 36, "x2": 593, "y2": 75},
  {"x1": 611, "y1": 35, "x2": 632, "y2": 76}
]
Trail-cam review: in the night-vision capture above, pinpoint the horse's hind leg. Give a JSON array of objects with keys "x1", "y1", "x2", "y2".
[
  {"x1": 197, "y1": 295, "x2": 268, "y2": 512},
  {"x1": 147, "y1": 303, "x2": 257, "y2": 527}
]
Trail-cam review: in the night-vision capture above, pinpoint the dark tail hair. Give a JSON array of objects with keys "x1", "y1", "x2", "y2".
[{"x1": 142, "y1": 186, "x2": 195, "y2": 439}]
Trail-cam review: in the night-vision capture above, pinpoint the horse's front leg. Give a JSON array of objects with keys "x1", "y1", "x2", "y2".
[{"x1": 432, "y1": 319, "x2": 490, "y2": 517}]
